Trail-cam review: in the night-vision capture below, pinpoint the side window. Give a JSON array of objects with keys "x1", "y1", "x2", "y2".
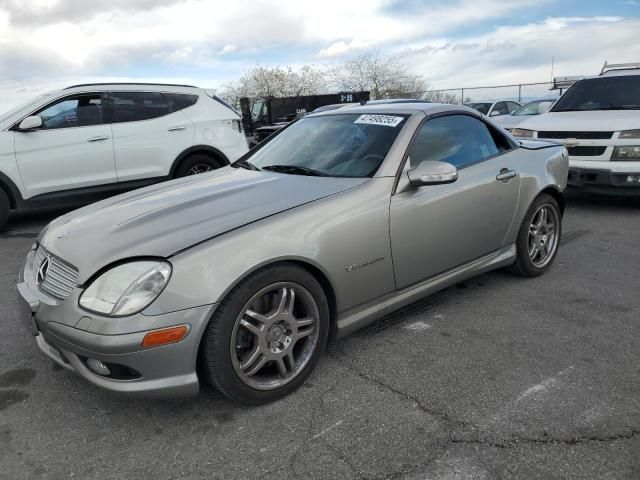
[
  {"x1": 492, "y1": 102, "x2": 509, "y2": 116},
  {"x1": 111, "y1": 92, "x2": 170, "y2": 123},
  {"x1": 167, "y1": 93, "x2": 198, "y2": 112},
  {"x1": 36, "y1": 94, "x2": 103, "y2": 129},
  {"x1": 507, "y1": 102, "x2": 521, "y2": 113},
  {"x1": 408, "y1": 115, "x2": 499, "y2": 169}
]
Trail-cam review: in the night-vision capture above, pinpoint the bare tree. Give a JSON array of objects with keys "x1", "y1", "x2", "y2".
[
  {"x1": 329, "y1": 51, "x2": 428, "y2": 99},
  {"x1": 219, "y1": 64, "x2": 327, "y2": 107}
]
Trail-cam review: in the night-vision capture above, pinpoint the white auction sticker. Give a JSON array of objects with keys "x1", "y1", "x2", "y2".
[{"x1": 354, "y1": 114, "x2": 404, "y2": 128}]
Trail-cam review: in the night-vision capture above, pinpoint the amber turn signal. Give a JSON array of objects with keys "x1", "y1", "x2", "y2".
[{"x1": 142, "y1": 325, "x2": 188, "y2": 348}]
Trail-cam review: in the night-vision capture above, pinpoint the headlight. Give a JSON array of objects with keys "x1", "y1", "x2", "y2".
[
  {"x1": 611, "y1": 146, "x2": 640, "y2": 161},
  {"x1": 79, "y1": 261, "x2": 172, "y2": 317},
  {"x1": 619, "y1": 130, "x2": 640, "y2": 139},
  {"x1": 511, "y1": 128, "x2": 534, "y2": 138}
]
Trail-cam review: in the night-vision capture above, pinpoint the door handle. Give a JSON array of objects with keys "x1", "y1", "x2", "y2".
[
  {"x1": 87, "y1": 135, "x2": 109, "y2": 142},
  {"x1": 496, "y1": 169, "x2": 517, "y2": 181},
  {"x1": 168, "y1": 125, "x2": 186, "y2": 131}
]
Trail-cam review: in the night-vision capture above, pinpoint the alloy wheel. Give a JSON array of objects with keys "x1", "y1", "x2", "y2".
[
  {"x1": 528, "y1": 204, "x2": 560, "y2": 268},
  {"x1": 230, "y1": 282, "x2": 320, "y2": 391},
  {"x1": 186, "y1": 164, "x2": 214, "y2": 175}
]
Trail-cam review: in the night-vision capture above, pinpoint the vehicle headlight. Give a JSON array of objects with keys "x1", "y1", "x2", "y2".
[
  {"x1": 79, "y1": 261, "x2": 172, "y2": 317},
  {"x1": 611, "y1": 146, "x2": 640, "y2": 161},
  {"x1": 619, "y1": 130, "x2": 640, "y2": 139},
  {"x1": 511, "y1": 128, "x2": 534, "y2": 138}
]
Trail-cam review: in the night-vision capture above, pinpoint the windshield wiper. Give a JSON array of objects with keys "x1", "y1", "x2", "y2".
[
  {"x1": 262, "y1": 165, "x2": 328, "y2": 176},
  {"x1": 232, "y1": 159, "x2": 260, "y2": 171}
]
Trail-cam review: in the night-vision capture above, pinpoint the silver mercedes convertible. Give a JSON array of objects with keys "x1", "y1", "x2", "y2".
[{"x1": 17, "y1": 103, "x2": 568, "y2": 404}]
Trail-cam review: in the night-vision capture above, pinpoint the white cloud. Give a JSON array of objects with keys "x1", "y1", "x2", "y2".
[
  {"x1": 0, "y1": 0, "x2": 638, "y2": 109},
  {"x1": 219, "y1": 45, "x2": 239, "y2": 55},
  {"x1": 396, "y1": 16, "x2": 640, "y2": 100}
]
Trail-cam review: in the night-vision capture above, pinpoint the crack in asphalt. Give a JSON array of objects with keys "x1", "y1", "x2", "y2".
[
  {"x1": 452, "y1": 428, "x2": 640, "y2": 449},
  {"x1": 324, "y1": 348, "x2": 640, "y2": 479},
  {"x1": 328, "y1": 348, "x2": 472, "y2": 429}
]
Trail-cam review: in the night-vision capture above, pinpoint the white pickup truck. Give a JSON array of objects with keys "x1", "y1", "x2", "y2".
[{"x1": 512, "y1": 62, "x2": 640, "y2": 195}]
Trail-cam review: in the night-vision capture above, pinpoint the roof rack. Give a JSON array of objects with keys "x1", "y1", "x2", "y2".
[
  {"x1": 550, "y1": 76, "x2": 583, "y2": 90},
  {"x1": 64, "y1": 82, "x2": 197, "y2": 90},
  {"x1": 600, "y1": 61, "x2": 640, "y2": 75}
]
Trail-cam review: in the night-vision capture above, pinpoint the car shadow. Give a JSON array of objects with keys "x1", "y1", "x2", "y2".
[{"x1": 1, "y1": 206, "x2": 77, "y2": 236}]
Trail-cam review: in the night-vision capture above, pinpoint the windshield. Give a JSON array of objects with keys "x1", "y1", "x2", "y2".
[
  {"x1": 551, "y1": 76, "x2": 640, "y2": 112},
  {"x1": 466, "y1": 103, "x2": 491, "y2": 115},
  {"x1": 245, "y1": 113, "x2": 408, "y2": 177},
  {"x1": 515, "y1": 100, "x2": 554, "y2": 116}
]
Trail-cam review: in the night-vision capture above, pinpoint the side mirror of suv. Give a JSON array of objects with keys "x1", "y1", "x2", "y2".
[{"x1": 18, "y1": 116, "x2": 43, "y2": 131}]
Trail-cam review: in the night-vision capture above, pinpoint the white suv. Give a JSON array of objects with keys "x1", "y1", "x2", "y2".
[
  {"x1": 511, "y1": 62, "x2": 640, "y2": 195},
  {"x1": 0, "y1": 83, "x2": 249, "y2": 229}
]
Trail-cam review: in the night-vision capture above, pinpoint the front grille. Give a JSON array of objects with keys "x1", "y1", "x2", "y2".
[
  {"x1": 32, "y1": 246, "x2": 79, "y2": 299},
  {"x1": 567, "y1": 146, "x2": 608, "y2": 156},
  {"x1": 538, "y1": 131, "x2": 613, "y2": 140}
]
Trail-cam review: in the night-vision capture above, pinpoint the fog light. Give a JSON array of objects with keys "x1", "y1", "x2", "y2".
[{"x1": 86, "y1": 358, "x2": 111, "y2": 376}]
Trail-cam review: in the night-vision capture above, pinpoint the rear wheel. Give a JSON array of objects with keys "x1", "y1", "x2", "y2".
[
  {"x1": 506, "y1": 193, "x2": 562, "y2": 277},
  {"x1": 0, "y1": 188, "x2": 9, "y2": 231},
  {"x1": 175, "y1": 153, "x2": 223, "y2": 177},
  {"x1": 201, "y1": 264, "x2": 329, "y2": 405}
]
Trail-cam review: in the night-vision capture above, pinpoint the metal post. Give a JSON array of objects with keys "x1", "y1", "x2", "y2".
[
  {"x1": 461, "y1": 88, "x2": 464, "y2": 104},
  {"x1": 518, "y1": 84, "x2": 522, "y2": 103}
]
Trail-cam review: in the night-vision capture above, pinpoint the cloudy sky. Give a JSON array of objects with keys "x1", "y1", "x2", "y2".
[{"x1": 0, "y1": 0, "x2": 639, "y2": 110}]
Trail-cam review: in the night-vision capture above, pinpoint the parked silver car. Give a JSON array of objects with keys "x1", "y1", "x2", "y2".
[{"x1": 17, "y1": 103, "x2": 568, "y2": 404}]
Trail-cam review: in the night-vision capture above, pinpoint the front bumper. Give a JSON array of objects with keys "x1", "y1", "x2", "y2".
[
  {"x1": 17, "y1": 254, "x2": 217, "y2": 398},
  {"x1": 568, "y1": 161, "x2": 640, "y2": 196}
]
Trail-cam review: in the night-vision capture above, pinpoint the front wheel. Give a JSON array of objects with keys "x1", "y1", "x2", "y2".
[
  {"x1": 506, "y1": 193, "x2": 562, "y2": 277},
  {"x1": 201, "y1": 264, "x2": 329, "y2": 404},
  {"x1": 174, "y1": 153, "x2": 222, "y2": 177}
]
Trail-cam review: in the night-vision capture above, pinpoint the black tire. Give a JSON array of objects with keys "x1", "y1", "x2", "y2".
[
  {"x1": 174, "y1": 153, "x2": 223, "y2": 177},
  {"x1": 201, "y1": 264, "x2": 330, "y2": 405},
  {"x1": 506, "y1": 193, "x2": 562, "y2": 277},
  {"x1": 0, "y1": 188, "x2": 9, "y2": 231}
]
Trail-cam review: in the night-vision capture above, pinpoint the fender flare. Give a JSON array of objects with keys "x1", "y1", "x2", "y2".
[
  {"x1": 169, "y1": 145, "x2": 230, "y2": 178},
  {"x1": 0, "y1": 171, "x2": 28, "y2": 209}
]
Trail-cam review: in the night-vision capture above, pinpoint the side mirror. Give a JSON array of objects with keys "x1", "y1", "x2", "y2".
[
  {"x1": 18, "y1": 116, "x2": 43, "y2": 131},
  {"x1": 489, "y1": 110, "x2": 501, "y2": 117},
  {"x1": 407, "y1": 160, "x2": 458, "y2": 186}
]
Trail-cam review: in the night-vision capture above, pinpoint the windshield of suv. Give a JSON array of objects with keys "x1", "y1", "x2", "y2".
[
  {"x1": 466, "y1": 103, "x2": 491, "y2": 115},
  {"x1": 515, "y1": 100, "x2": 554, "y2": 116},
  {"x1": 243, "y1": 113, "x2": 408, "y2": 177},
  {"x1": 551, "y1": 76, "x2": 640, "y2": 112}
]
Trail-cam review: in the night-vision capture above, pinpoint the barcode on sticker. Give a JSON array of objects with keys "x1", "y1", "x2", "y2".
[{"x1": 354, "y1": 114, "x2": 404, "y2": 128}]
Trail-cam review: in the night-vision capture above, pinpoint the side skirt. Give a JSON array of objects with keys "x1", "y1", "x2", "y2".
[{"x1": 335, "y1": 244, "x2": 516, "y2": 338}]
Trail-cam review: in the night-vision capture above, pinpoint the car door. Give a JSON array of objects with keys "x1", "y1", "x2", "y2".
[
  {"x1": 108, "y1": 91, "x2": 195, "y2": 183},
  {"x1": 13, "y1": 92, "x2": 117, "y2": 199},
  {"x1": 390, "y1": 114, "x2": 520, "y2": 290}
]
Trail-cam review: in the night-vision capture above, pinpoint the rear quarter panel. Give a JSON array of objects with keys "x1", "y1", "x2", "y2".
[
  {"x1": 181, "y1": 97, "x2": 248, "y2": 161},
  {"x1": 504, "y1": 143, "x2": 568, "y2": 245}
]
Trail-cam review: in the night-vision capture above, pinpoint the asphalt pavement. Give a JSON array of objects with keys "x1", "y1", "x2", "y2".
[{"x1": 0, "y1": 190, "x2": 638, "y2": 480}]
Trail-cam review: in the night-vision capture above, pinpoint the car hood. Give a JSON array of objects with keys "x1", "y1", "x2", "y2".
[
  {"x1": 40, "y1": 167, "x2": 367, "y2": 281},
  {"x1": 492, "y1": 115, "x2": 528, "y2": 129},
  {"x1": 518, "y1": 110, "x2": 640, "y2": 132}
]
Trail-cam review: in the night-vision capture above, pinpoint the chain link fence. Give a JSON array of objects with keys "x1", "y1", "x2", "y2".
[{"x1": 401, "y1": 81, "x2": 561, "y2": 105}]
